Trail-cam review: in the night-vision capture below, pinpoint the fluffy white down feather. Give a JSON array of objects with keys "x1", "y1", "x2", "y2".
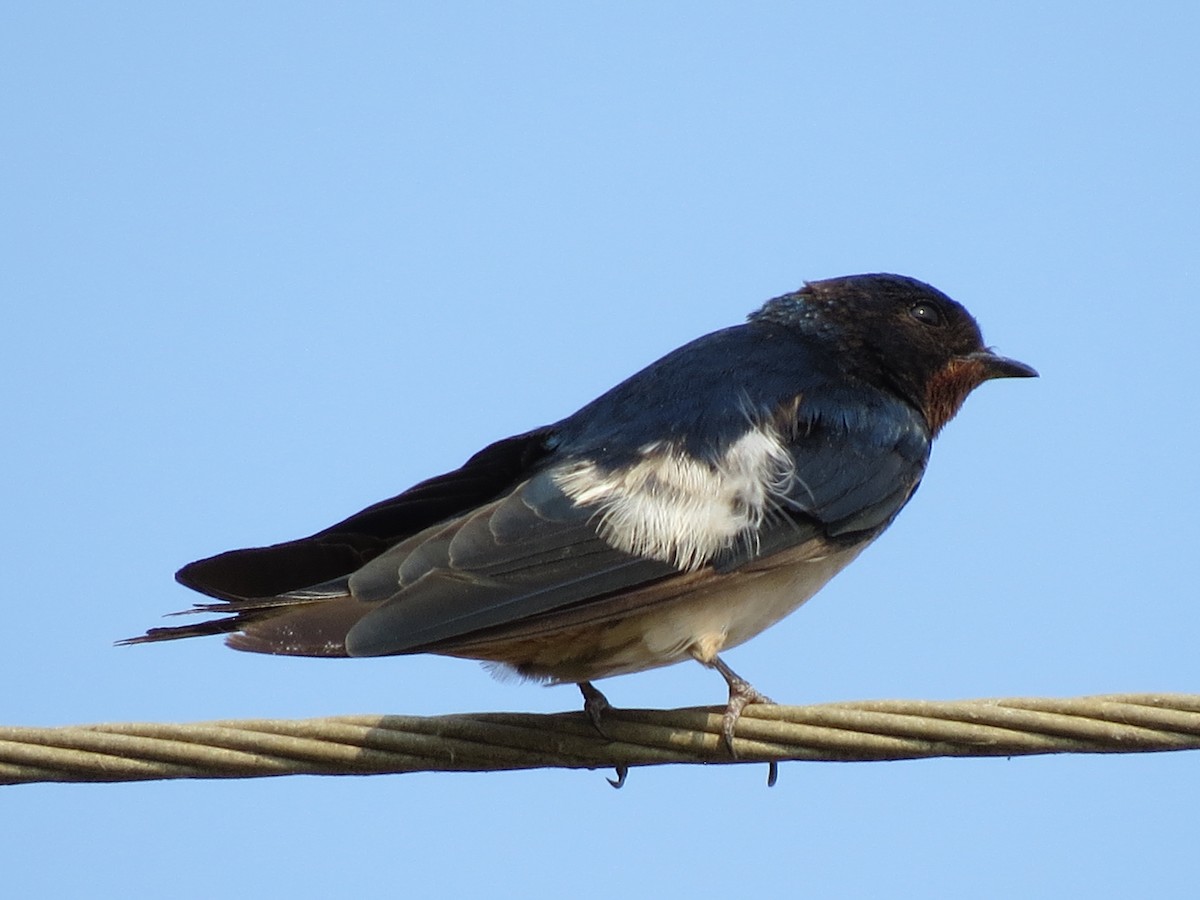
[{"x1": 553, "y1": 426, "x2": 798, "y2": 570}]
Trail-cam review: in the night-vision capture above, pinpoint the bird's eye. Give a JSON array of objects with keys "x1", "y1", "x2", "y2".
[{"x1": 910, "y1": 301, "x2": 943, "y2": 326}]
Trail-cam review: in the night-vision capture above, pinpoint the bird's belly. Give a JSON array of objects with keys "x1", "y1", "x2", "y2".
[
  {"x1": 452, "y1": 541, "x2": 868, "y2": 683},
  {"x1": 609, "y1": 542, "x2": 868, "y2": 676}
]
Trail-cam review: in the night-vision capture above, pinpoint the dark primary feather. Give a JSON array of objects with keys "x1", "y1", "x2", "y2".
[
  {"x1": 174, "y1": 427, "x2": 555, "y2": 602},
  {"x1": 127, "y1": 273, "x2": 1028, "y2": 665}
]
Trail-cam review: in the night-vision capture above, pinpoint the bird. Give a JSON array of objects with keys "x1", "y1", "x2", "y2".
[{"x1": 125, "y1": 273, "x2": 1036, "y2": 751}]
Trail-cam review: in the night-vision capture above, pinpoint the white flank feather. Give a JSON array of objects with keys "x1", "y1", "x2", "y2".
[{"x1": 553, "y1": 426, "x2": 796, "y2": 570}]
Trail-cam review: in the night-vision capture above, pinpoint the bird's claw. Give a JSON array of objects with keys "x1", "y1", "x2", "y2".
[
  {"x1": 708, "y1": 656, "x2": 774, "y2": 757},
  {"x1": 721, "y1": 677, "x2": 773, "y2": 755},
  {"x1": 578, "y1": 681, "x2": 614, "y2": 739}
]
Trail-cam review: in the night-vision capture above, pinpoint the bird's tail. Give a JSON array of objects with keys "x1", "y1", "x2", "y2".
[{"x1": 118, "y1": 590, "x2": 367, "y2": 658}]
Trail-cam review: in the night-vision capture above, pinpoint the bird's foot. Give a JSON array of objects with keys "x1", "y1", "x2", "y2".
[
  {"x1": 708, "y1": 656, "x2": 774, "y2": 757},
  {"x1": 578, "y1": 681, "x2": 613, "y2": 739}
]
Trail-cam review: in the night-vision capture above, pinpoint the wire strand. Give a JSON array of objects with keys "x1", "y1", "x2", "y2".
[{"x1": 3, "y1": 693, "x2": 1198, "y2": 786}]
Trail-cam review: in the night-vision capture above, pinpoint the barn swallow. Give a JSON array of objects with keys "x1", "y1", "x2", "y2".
[{"x1": 126, "y1": 274, "x2": 1035, "y2": 751}]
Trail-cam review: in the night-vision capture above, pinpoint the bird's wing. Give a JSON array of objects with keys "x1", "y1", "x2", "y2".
[
  {"x1": 174, "y1": 427, "x2": 557, "y2": 602},
  {"x1": 337, "y1": 469, "x2": 680, "y2": 655},
  {"x1": 335, "y1": 394, "x2": 930, "y2": 657}
]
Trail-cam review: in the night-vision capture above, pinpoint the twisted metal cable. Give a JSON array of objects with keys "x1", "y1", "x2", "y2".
[{"x1": 3, "y1": 693, "x2": 1198, "y2": 786}]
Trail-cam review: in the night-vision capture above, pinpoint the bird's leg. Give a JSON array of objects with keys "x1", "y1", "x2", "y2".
[
  {"x1": 706, "y1": 655, "x2": 775, "y2": 756},
  {"x1": 578, "y1": 682, "x2": 629, "y2": 787},
  {"x1": 578, "y1": 681, "x2": 613, "y2": 737}
]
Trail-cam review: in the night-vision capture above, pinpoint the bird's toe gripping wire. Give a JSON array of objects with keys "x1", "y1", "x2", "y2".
[
  {"x1": 579, "y1": 669, "x2": 779, "y2": 788},
  {"x1": 577, "y1": 682, "x2": 628, "y2": 788},
  {"x1": 578, "y1": 681, "x2": 613, "y2": 738},
  {"x1": 708, "y1": 656, "x2": 780, "y2": 786},
  {"x1": 707, "y1": 655, "x2": 775, "y2": 753},
  {"x1": 700, "y1": 657, "x2": 777, "y2": 787}
]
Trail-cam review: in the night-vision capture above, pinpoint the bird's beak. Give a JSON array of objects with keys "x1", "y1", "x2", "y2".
[{"x1": 970, "y1": 350, "x2": 1038, "y2": 380}]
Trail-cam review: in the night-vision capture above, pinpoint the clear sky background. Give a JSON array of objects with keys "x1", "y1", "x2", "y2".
[{"x1": 3, "y1": 4, "x2": 1198, "y2": 897}]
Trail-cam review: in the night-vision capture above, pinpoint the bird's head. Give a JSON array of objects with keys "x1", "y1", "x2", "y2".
[{"x1": 751, "y1": 273, "x2": 1036, "y2": 435}]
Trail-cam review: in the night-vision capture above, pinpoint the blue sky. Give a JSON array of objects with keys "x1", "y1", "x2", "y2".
[{"x1": 3, "y1": 4, "x2": 1198, "y2": 897}]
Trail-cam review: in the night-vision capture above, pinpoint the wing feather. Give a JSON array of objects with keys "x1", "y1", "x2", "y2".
[{"x1": 342, "y1": 470, "x2": 677, "y2": 655}]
